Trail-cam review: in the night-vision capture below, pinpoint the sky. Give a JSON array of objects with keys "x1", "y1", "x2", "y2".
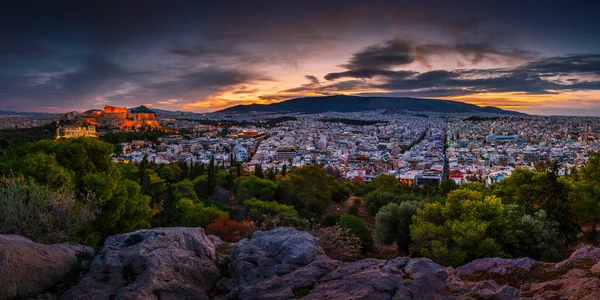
[{"x1": 1, "y1": 0, "x2": 600, "y2": 115}]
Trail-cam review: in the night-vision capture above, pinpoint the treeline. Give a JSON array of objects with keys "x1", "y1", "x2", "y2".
[
  {"x1": 0, "y1": 138, "x2": 351, "y2": 248},
  {"x1": 3, "y1": 137, "x2": 600, "y2": 267},
  {"x1": 363, "y1": 159, "x2": 600, "y2": 266},
  {"x1": 318, "y1": 118, "x2": 388, "y2": 126},
  {"x1": 0, "y1": 124, "x2": 56, "y2": 145}
]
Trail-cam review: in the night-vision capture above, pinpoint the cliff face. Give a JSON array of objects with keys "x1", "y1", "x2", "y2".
[{"x1": 2, "y1": 227, "x2": 600, "y2": 300}]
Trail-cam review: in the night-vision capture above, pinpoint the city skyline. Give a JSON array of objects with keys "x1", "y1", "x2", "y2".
[{"x1": 2, "y1": 0, "x2": 600, "y2": 115}]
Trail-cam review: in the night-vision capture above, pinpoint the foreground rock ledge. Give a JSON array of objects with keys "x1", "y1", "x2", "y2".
[
  {"x1": 0, "y1": 235, "x2": 94, "y2": 299},
  {"x1": 4, "y1": 227, "x2": 600, "y2": 299}
]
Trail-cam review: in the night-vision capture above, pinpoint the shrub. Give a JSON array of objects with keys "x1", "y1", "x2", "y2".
[
  {"x1": 177, "y1": 198, "x2": 227, "y2": 227},
  {"x1": 0, "y1": 175, "x2": 101, "y2": 244},
  {"x1": 313, "y1": 225, "x2": 361, "y2": 261},
  {"x1": 204, "y1": 199, "x2": 231, "y2": 212},
  {"x1": 339, "y1": 214, "x2": 374, "y2": 251},
  {"x1": 364, "y1": 191, "x2": 400, "y2": 215},
  {"x1": 205, "y1": 215, "x2": 254, "y2": 242},
  {"x1": 243, "y1": 198, "x2": 298, "y2": 217},
  {"x1": 348, "y1": 204, "x2": 359, "y2": 216},
  {"x1": 375, "y1": 201, "x2": 420, "y2": 253},
  {"x1": 321, "y1": 213, "x2": 342, "y2": 227}
]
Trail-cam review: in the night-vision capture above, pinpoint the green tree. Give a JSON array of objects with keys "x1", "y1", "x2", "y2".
[
  {"x1": 499, "y1": 205, "x2": 562, "y2": 261},
  {"x1": 364, "y1": 191, "x2": 400, "y2": 215},
  {"x1": 572, "y1": 151, "x2": 600, "y2": 240},
  {"x1": 235, "y1": 175, "x2": 277, "y2": 203},
  {"x1": 410, "y1": 189, "x2": 504, "y2": 266},
  {"x1": 439, "y1": 179, "x2": 458, "y2": 195},
  {"x1": 17, "y1": 152, "x2": 74, "y2": 188},
  {"x1": 111, "y1": 179, "x2": 154, "y2": 233},
  {"x1": 254, "y1": 164, "x2": 264, "y2": 178},
  {"x1": 207, "y1": 157, "x2": 216, "y2": 196},
  {"x1": 243, "y1": 198, "x2": 298, "y2": 217},
  {"x1": 493, "y1": 167, "x2": 579, "y2": 242},
  {"x1": 339, "y1": 214, "x2": 374, "y2": 251},
  {"x1": 177, "y1": 198, "x2": 227, "y2": 227},
  {"x1": 277, "y1": 165, "x2": 339, "y2": 216},
  {"x1": 376, "y1": 201, "x2": 421, "y2": 253},
  {"x1": 172, "y1": 179, "x2": 199, "y2": 202},
  {"x1": 136, "y1": 154, "x2": 151, "y2": 190},
  {"x1": 192, "y1": 175, "x2": 210, "y2": 199}
]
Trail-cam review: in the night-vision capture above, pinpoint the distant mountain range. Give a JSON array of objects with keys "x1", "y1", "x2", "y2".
[
  {"x1": 0, "y1": 110, "x2": 45, "y2": 115},
  {"x1": 217, "y1": 95, "x2": 526, "y2": 115}
]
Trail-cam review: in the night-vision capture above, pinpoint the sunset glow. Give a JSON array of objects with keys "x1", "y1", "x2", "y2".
[{"x1": 1, "y1": 1, "x2": 600, "y2": 115}]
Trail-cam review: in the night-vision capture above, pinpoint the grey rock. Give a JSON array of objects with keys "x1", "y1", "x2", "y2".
[
  {"x1": 220, "y1": 228, "x2": 453, "y2": 300},
  {"x1": 555, "y1": 247, "x2": 600, "y2": 270},
  {"x1": 0, "y1": 235, "x2": 94, "y2": 300},
  {"x1": 62, "y1": 227, "x2": 220, "y2": 300},
  {"x1": 456, "y1": 257, "x2": 536, "y2": 277}
]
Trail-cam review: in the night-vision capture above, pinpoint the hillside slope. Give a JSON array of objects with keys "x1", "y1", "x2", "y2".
[{"x1": 217, "y1": 95, "x2": 526, "y2": 115}]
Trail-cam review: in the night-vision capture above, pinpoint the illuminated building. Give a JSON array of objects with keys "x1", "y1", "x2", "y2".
[{"x1": 56, "y1": 124, "x2": 97, "y2": 139}]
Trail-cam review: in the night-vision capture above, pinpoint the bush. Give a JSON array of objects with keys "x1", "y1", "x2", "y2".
[
  {"x1": 364, "y1": 191, "x2": 400, "y2": 215},
  {"x1": 235, "y1": 175, "x2": 277, "y2": 203},
  {"x1": 312, "y1": 225, "x2": 361, "y2": 261},
  {"x1": 375, "y1": 201, "x2": 420, "y2": 253},
  {"x1": 348, "y1": 204, "x2": 359, "y2": 216},
  {"x1": 177, "y1": 198, "x2": 227, "y2": 227},
  {"x1": 0, "y1": 175, "x2": 101, "y2": 244},
  {"x1": 243, "y1": 198, "x2": 298, "y2": 217},
  {"x1": 205, "y1": 215, "x2": 254, "y2": 242},
  {"x1": 204, "y1": 199, "x2": 231, "y2": 212},
  {"x1": 321, "y1": 213, "x2": 342, "y2": 227},
  {"x1": 339, "y1": 214, "x2": 374, "y2": 251},
  {"x1": 409, "y1": 189, "x2": 503, "y2": 266}
]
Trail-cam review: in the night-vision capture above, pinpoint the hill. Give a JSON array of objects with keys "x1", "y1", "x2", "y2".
[{"x1": 217, "y1": 95, "x2": 526, "y2": 115}]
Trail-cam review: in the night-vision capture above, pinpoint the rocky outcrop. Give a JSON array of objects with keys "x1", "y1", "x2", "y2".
[
  {"x1": 217, "y1": 228, "x2": 451, "y2": 299},
  {"x1": 62, "y1": 227, "x2": 221, "y2": 300},
  {"x1": 0, "y1": 235, "x2": 94, "y2": 300},
  {"x1": 6, "y1": 227, "x2": 600, "y2": 299}
]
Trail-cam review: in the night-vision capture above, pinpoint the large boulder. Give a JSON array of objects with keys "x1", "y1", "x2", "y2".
[
  {"x1": 218, "y1": 227, "x2": 452, "y2": 300},
  {"x1": 62, "y1": 227, "x2": 221, "y2": 300},
  {"x1": 0, "y1": 235, "x2": 94, "y2": 300}
]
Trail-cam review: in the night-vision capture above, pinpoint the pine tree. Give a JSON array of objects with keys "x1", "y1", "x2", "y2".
[
  {"x1": 281, "y1": 164, "x2": 287, "y2": 176},
  {"x1": 207, "y1": 157, "x2": 216, "y2": 196},
  {"x1": 137, "y1": 154, "x2": 151, "y2": 190},
  {"x1": 254, "y1": 164, "x2": 263, "y2": 178}
]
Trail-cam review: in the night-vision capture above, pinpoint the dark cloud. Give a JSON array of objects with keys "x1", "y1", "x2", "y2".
[
  {"x1": 324, "y1": 69, "x2": 416, "y2": 81},
  {"x1": 522, "y1": 54, "x2": 600, "y2": 75},
  {"x1": 325, "y1": 38, "x2": 536, "y2": 81},
  {"x1": 305, "y1": 75, "x2": 320, "y2": 85},
  {"x1": 414, "y1": 43, "x2": 537, "y2": 68},
  {"x1": 376, "y1": 54, "x2": 600, "y2": 97},
  {"x1": 342, "y1": 39, "x2": 414, "y2": 70}
]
